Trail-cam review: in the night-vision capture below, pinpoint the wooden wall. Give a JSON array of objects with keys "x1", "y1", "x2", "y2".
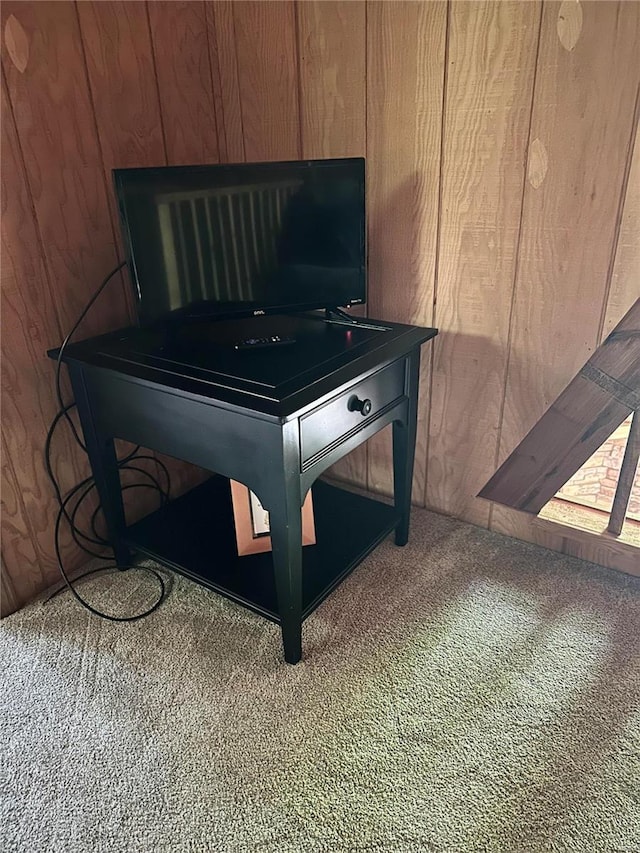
[{"x1": 2, "y1": 1, "x2": 639, "y2": 615}]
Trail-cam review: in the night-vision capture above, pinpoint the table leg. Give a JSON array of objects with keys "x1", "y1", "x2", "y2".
[
  {"x1": 268, "y1": 493, "x2": 303, "y2": 664},
  {"x1": 260, "y1": 423, "x2": 303, "y2": 664},
  {"x1": 69, "y1": 364, "x2": 131, "y2": 567},
  {"x1": 393, "y1": 348, "x2": 420, "y2": 546}
]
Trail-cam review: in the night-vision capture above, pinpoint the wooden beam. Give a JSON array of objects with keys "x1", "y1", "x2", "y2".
[
  {"x1": 608, "y1": 411, "x2": 640, "y2": 536},
  {"x1": 479, "y1": 298, "x2": 640, "y2": 513}
]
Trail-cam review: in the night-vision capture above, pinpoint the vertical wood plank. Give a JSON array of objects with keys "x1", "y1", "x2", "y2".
[
  {"x1": 366, "y1": 0, "x2": 447, "y2": 502},
  {"x1": 427, "y1": 0, "x2": 541, "y2": 526},
  {"x1": 206, "y1": 1, "x2": 244, "y2": 163},
  {"x1": 492, "y1": 0, "x2": 640, "y2": 541},
  {"x1": 602, "y1": 122, "x2": 640, "y2": 338},
  {"x1": 1, "y1": 72, "x2": 91, "y2": 583},
  {"x1": 1, "y1": 2, "x2": 130, "y2": 607},
  {"x1": 231, "y1": 0, "x2": 300, "y2": 162},
  {"x1": 297, "y1": 0, "x2": 367, "y2": 487},
  {"x1": 147, "y1": 0, "x2": 220, "y2": 165},
  {"x1": 1, "y1": 1, "x2": 128, "y2": 337},
  {"x1": 76, "y1": 1, "x2": 165, "y2": 176},
  {"x1": 1, "y1": 439, "x2": 43, "y2": 610},
  {"x1": 297, "y1": 1, "x2": 365, "y2": 160},
  {"x1": 1, "y1": 557, "x2": 20, "y2": 618}
]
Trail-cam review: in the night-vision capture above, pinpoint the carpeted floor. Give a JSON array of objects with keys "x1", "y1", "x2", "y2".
[{"x1": 1, "y1": 506, "x2": 639, "y2": 853}]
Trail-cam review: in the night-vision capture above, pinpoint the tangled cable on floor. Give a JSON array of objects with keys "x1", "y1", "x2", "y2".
[{"x1": 43, "y1": 261, "x2": 169, "y2": 621}]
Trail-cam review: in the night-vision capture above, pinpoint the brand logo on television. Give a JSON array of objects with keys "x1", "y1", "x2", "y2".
[{"x1": 253, "y1": 309, "x2": 266, "y2": 316}]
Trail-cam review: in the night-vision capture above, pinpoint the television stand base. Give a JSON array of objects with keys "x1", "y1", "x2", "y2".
[{"x1": 324, "y1": 307, "x2": 392, "y2": 332}]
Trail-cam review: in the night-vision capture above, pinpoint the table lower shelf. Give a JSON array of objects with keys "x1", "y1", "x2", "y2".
[{"x1": 124, "y1": 476, "x2": 400, "y2": 623}]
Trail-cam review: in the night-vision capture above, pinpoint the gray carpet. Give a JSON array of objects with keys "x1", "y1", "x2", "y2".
[{"x1": 1, "y1": 507, "x2": 639, "y2": 853}]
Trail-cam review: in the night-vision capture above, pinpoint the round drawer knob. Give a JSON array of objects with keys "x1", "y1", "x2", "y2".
[{"x1": 348, "y1": 395, "x2": 372, "y2": 416}]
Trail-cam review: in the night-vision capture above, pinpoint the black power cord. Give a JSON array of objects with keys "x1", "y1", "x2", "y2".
[{"x1": 44, "y1": 261, "x2": 170, "y2": 621}]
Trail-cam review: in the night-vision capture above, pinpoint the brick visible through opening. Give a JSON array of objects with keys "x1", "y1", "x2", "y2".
[{"x1": 557, "y1": 416, "x2": 640, "y2": 520}]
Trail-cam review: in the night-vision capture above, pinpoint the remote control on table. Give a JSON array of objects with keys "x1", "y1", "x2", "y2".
[{"x1": 234, "y1": 335, "x2": 296, "y2": 350}]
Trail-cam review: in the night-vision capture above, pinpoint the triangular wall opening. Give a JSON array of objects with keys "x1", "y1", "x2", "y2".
[{"x1": 479, "y1": 298, "x2": 639, "y2": 549}]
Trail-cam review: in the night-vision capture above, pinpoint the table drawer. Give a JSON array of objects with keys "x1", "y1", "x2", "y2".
[{"x1": 300, "y1": 358, "x2": 406, "y2": 466}]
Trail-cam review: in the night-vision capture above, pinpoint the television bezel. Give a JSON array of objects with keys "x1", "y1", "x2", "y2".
[{"x1": 112, "y1": 157, "x2": 367, "y2": 327}]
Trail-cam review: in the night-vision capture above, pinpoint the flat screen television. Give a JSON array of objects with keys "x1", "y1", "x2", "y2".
[{"x1": 113, "y1": 157, "x2": 366, "y2": 326}]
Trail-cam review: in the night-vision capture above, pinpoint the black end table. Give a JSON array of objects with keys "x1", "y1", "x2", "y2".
[{"x1": 52, "y1": 313, "x2": 437, "y2": 663}]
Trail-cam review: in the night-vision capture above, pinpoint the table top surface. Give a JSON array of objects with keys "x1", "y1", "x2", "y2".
[{"x1": 51, "y1": 313, "x2": 437, "y2": 417}]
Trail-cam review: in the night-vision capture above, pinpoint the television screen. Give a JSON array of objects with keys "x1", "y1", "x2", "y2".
[{"x1": 113, "y1": 158, "x2": 366, "y2": 326}]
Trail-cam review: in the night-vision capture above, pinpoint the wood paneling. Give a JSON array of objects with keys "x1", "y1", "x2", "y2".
[
  {"x1": 532, "y1": 513, "x2": 640, "y2": 578},
  {"x1": 1, "y1": 1, "x2": 127, "y2": 335},
  {"x1": 366, "y1": 0, "x2": 447, "y2": 503},
  {"x1": 297, "y1": 1, "x2": 365, "y2": 161},
  {"x1": 427, "y1": 0, "x2": 541, "y2": 525},
  {"x1": 298, "y1": 0, "x2": 367, "y2": 487},
  {"x1": 231, "y1": 1, "x2": 300, "y2": 162},
  {"x1": 148, "y1": 1, "x2": 220, "y2": 166},
  {"x1": 0, "y1": 71, "x2": 88, "y2": 579},
  {"x1": 1, "y1": 435, "x2": 42, "y2": 611},
  {"x1": 494, "y1": 1, "x2": 640, "y2": 478},
  {"x1": 3, "y1": 1, "x2": 639, "y2": 616},
  {"x1": 602, "y1": 122, "x2": 640, "y2": 339},
  {"x1": 1, "y1": 2, "x2": 126, "y2": 600},
  {"x1": 492, "y1": 0, "x2": 640, "y2": 543},
  {"x1": 76, "y1": 1, "x2": 165, "y2": 222},
  {"x1": 205, "y1": 1, "x2": 245, "y2": 163},
  {"x1": 1, "y1": 555, "x2": 20, "y2": 619}
]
